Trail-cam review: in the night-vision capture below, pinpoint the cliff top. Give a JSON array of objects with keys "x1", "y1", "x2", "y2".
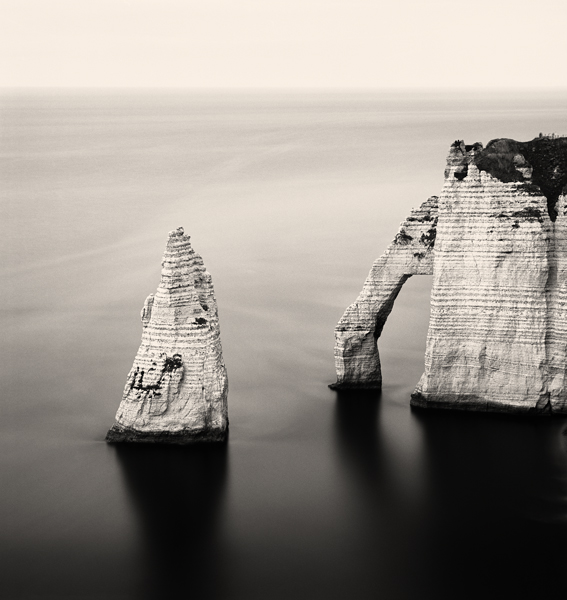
[{"x1": 452, "y1": 135, "x2": 567, "y2": 220}]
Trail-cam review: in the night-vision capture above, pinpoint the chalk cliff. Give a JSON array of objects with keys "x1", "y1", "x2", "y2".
[
  {"x1": 107, "y1": 228, "x2": 228, "y2": 443},
  {"x1": 333, "y1": 135, "x2": 567, "y2": 414},
  {"x1": 331, "y1": 196, "x2": 438, "y2": 389}
]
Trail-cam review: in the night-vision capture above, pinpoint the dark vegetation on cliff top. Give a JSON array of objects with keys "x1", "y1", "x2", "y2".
[{"x1": 472, "y1": 136, "x2": 567, "y2": 221}]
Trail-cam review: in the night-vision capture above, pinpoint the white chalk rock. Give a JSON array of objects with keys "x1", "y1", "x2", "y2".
[
  {"x1": 331, "y1": 196, "x2": 438, "y2": 389},
  {"x1": 107, "y1": 227, "x2": 229, "y2": 443},
  {"x1": 334, "y1": 136, "x2": 567, "y2": 414}
]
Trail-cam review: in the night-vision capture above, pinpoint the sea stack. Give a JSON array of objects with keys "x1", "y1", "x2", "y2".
[
  {"x1": 106, "y1": 227, "x2": 228, "y2": 443},
  {"x1": 332, "y1": 135, "x2": 567, "y2": 415}
]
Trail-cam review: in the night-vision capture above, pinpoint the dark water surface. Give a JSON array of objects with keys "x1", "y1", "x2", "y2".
[{"x1": 1, "y1": 90, "x2": 567, "y2": 599}]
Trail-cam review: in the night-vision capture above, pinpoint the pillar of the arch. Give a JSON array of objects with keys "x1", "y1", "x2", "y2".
[{"x1": 331, "y1": 197, "x2": 438, "y2": 390}]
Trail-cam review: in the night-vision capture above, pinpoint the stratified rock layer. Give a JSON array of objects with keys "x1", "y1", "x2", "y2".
[
  {"x1": 107, "y1": 228, "x2": 228, "y2": 443},
  {"x1": 414, "y1": 138, "x2": 567, "y2": 414},
  {"x1": 331, "y1": 196, "x2": 438, "y2": 389},
  {"x1": 334, "y1": 136, "x2": 567, "y2": 415}
]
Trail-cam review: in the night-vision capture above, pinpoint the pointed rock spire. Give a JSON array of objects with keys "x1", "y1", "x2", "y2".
[{"x1": 106, "y1": 227, "x2": 229, "y2": 443}]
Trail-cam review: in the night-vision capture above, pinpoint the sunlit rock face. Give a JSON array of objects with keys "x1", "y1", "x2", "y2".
[
  {"x1": 107, "y1": 227, "x2": 228, "y2": 443},
  {"x1": 330, "y1": 196, "x2": 438, "y2": 390},
  {"x1": 334, "y1": 136, "x2": 567, "y2": 415}
]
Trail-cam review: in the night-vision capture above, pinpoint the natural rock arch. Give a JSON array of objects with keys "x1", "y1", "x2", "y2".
[
  {"x1": 330, "y1": 196, "x2": 438, "y2": 390},
  {"x1": 332, "y1": 136, "x2": 567, "y2": 415}
]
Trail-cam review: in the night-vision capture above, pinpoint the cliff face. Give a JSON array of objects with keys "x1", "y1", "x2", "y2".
[
  {"x1": 107, "y1": 228, "x2": 228, "y2": 442},
  {"x1": 333, "y1": 136, "x2": 567, "y2": 414},
  {"x1": 331, "y1": 196, "x2": 438, "y2": 389}
]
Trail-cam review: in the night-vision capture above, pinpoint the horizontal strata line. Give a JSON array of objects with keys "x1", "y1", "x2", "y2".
[
  {"x1": 425, "y1": 340, "x2": 547, "y2": 346},
  {"x1": 130, "y1": 366, "x2": 222, "y2": 373},
  {"x1": 161, "y1": 259, "x2": 202, "y2": 268},
  {"x1": 435, "y1": 239, "x2": 549, "y2": 244},
  {"x1": 427, "y1": 320, "x2": 548, "y2": 327},
  {"x1": 430, "y1": 296, "x2": 548, "y2": 315},
  {"x1": 163, "y1": 242, "x2": 196, "y2": 250},
  {"x1": 441, "y1": 184, "x2": 543, "y2": 191},
  {"x1": 424, "y1": 359, "x2": 545, "y2": 372},
  {"x1": 431, "y1": 292, "x2": 547, "y2": 299},
  {"x1": 161, "y1": 258, "x2": 204, "y2": 266},
  {"x1": 154, "y1": 286, "x2": 213, "y2": 293},
  {"x1": 162, "y1": 251, "x2": 201, "y2": 258},
  {"x1": 142, "y1": 328, "x2": 218, "y2": 336},
  {"x1": 425, "y1": 336, "x2": 546, "y2": 343},
  {"x1": 161, "y1": 267, "x2": 206, "y2": 276},
  {"x1": 154, "y1": 288, "x2": 211, "y2": 295},
  {"x1": 161, "y1": 254, "x2": 201, "y2": 261},
  {"x1": 432, "y1": 284, "x2": 553, "y2": 290},
  {"x1": 160, "y1": 270, "x2": 207, "y2": 279},
  {"x1": 157, "y1": 276, "x2": 210, "y2": 283},
  {"x1": 148, "y1": 306, "x2": 217, "y2": 314},
  {"x1": 140, "y1": 340, "x2": 218, "y2": 349},
  {"x1": 437, "y1": 212, "x2": 547, "y2": 217},
  {"x1": 430, "y1": 291, "x2": 548, "y2": 298},
  {"x1": 143, "y1": 322, "x2": 219, "y2": 329},
  {"x1": 434, "y1": 249, "x2": 549, "y2": 255},
  {"x1": 427, "y1": 322, "x2": 548, "y2": 330},
  {"x1": 429, "y1": 303, "x2": 547, "y2": 311},
  {"x1": 153, "y1": 291, "x2": 212, "y2": 299},
  {"x1": 429, "y1": 308, "x2": 547, "y2": 315},
  {"x1": 427, "y1": 320, "x2": 547, "y2": 327},
  {"x1": 438, "y1": 223, "x2": 560, "y2": 228},
  {"x1": 142, "y1": 326, "x2": 219, "y2": 333},
  {"x1": 135, "y1": 351, "x2": 214, "y2": 360},
  {"x1": 417, "y1": 394, "x2": 538, "y2": 403},
  {"x1": 430, "y1": 296, "x2": 548, "y2": 301},
  {"x1": 429, "y1": 318, "x2": 551, "y2": 330},
  {"x1": 425, "y1": 327, "x2": 546, "y2": 335},
  {"x1": 141, "y1": 331, "x2": 217, "y2": 338},
  {"x1": 429, "y1": 312, "x2": 547, "y2": 319},
  {"x1": 152, "y1": 300, "x2": 212, "y2": 307},
  {"x1": 429, "y1": 308, "x2": 548, "y2": 314},
  {"x1": 427, "y1": 336, "x2": 567, "y2": 343},
  {"x1": 437, "y1": 218, "x2": 550, "y2": 222},
  {"x1": 438, "y1": 203, "x2": 546, "y2": 208}
]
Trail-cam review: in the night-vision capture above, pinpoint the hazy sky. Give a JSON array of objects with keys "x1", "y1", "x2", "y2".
[{"x1": 1, "y1": 0, "x2": 566, "y2": 88}]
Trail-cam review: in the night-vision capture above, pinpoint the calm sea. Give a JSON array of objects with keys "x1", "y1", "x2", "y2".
[{"x1": 1, "y1": 90, "x2": 567, "y2": 599}]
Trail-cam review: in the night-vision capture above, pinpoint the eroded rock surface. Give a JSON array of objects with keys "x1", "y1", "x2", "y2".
[
  {"x1": 107, "y1": 228, "x2": 228, "y2": 443},
  {"x1": 331, "y1": 196, "x2": 438, "y2": 389},
  {"x1": 333, "y1": 135, "x2": 567, "y2": 414}
]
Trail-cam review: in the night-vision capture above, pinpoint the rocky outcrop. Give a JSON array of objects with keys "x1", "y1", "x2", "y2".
[
  {"x1": 107, "y1": 228, "x2": 228, "y2": 443},
  {"x1": 333, "y1": 135, "x2": 567, "y2": 415},
  {"x1": 330, "y1": 196, "x2": 438, "y2": 389}
]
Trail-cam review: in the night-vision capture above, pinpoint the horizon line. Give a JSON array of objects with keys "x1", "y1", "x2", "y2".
[{"x1": 2, "y1": 85, "x2": 567, "y2": 93}]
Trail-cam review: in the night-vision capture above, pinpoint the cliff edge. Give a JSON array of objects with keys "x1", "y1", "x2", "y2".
[{"x1": 333, "y1": 135, "x2": 567, "y2": 414}]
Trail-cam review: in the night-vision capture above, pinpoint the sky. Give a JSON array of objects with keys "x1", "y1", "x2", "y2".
[{"x1": 1, "y1": 0, "x2": 566, "y2": 89}]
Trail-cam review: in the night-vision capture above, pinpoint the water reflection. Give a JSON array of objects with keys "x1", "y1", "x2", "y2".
[
  {"x1": 333, "y1": 390, "x2": 428, "y2": 600},
  {"x1": 413, "y1": 408, "x2": 567, "y2": 599},
  {"x1": 114, "y1": 443, "x2": 228, "y2": 600},
  {"x1": 334, "y1": 389, "x2": 382, "y2": 486},
  {"x1": 334, "y1": 392, "x2": 567, "y2": 599}
]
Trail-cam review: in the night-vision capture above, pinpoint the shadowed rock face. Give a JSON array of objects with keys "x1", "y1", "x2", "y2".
[
  {"x1": 107, "y1": 227, "x2": 228, "y2": 443},
  {"x1": 333, "y1": 136, "x2": 567, "y2": 415}
]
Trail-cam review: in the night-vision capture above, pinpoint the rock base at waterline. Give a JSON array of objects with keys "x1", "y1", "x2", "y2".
[{"x1": 106, "y1": 424, "x2": 228, "y2": 444}]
